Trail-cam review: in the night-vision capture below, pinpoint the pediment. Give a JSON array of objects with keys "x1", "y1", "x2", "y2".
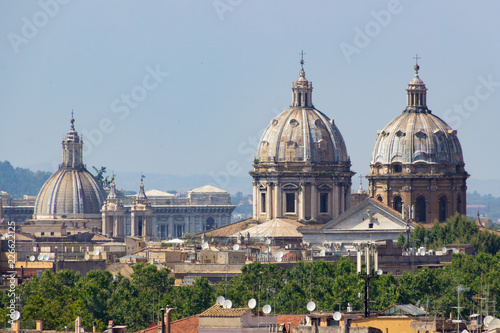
[
  {"x1": 282, "y1": 183, "x2": 299, "y2": 191},
  {"x1": 319, "y1": 199, "x2": 409, "y2": 232}
]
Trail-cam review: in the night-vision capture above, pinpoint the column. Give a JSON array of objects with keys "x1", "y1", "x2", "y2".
[
  {"x1": 266, "y1": 183, "x2": 272, "y2": 220},
  {"x1": 252, "y1": 183, "x2": 258, "y2": 220},
  {"x1": 274, "y1": 183, "x2": 282, "y2": 218},
  {"x1": 298, "y1": 184, "x2": 305, "y2": 221},
  {"x1": 310, "y1": 183, "x2": 317, "y2": 221},
  {"x1": 332, "y1": 185, "x2": 339, "y2": 218}
]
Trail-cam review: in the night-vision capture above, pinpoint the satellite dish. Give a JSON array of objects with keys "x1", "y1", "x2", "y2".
[
  {"x1": 441, "y1": 246, "x2": 447, "y2": 253},
  {"x1": 307, "y1": 301, "x2": 316, "y2": 312},
  {"x1": 37, "y1": 254, "x2": 44, "y2": 261},
  {"x1": 333, "y1": 312, "x2": 342, "y2": 321},
  {"x1": 419, "y1": 248, "x2": 426, "y2": 256},
  {"x1": 216, "y1": 296, "x2": 225, "y2": 306},
  {"x1": 484, "y1": 315, "x2": 494, "y2": 326},
  {"x1": 263, "y1": 304, "x2": 272, "y2": 314},
  {"x1": 461, "y1": 330, "x2": 469, "y2": 333},
  {"x1": 44, "y1": 255, "x2": 50, "y2": 261},
  {"x1": 452, "y1": 248, "x2": 459, "y2": 254},
  {"x1": 320, "y1": 249, "x2": 326, "y2": 256},
  {"x1": 29, "y1": 255, "x2": 35, "y2": 262},
  {"x1": 265, "y1": 238, "x2": 271, "y2": 245},
  {"x1": 248, "y1": 298, "x2": 256, "y2": 309},
  {"x1": 233, "y1": 244, "x2": 240, "y2": 251},
  {"x1": 93, "y1": 249, "x2": 100, "y2": 256},
  {"x1": 201, "y1": 242, "x2": 209, "y2": 250},
  {"x1": 305, "y1": 315, "x2": 311, "y2": 326},
  {"x1": 277, "y1": 251, "x2": 284, "y2": 258},
  {"x1": 223, "y1": 300, "x2": 232, "y2": 309},
  {"x1": 84, "y1": 253, "x2": 90, "y2": 260},
  {"x1": 377, "y1": 269, "x2": 383, "y2": 275},
  {"x1": 10, "y1": 310, "x2": 21, "y2": 321},
  {"x1": 277, "y1": 256, "x2": 282, "y2": 262}
]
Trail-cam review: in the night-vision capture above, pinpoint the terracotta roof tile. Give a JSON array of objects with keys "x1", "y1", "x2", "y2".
[{"x1": 199, "y1": 304, "x2": 250, "y2": 317}]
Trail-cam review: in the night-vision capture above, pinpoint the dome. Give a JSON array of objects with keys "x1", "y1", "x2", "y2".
[
  {"x1": 34, "y1": 169, "x2": 105, "y2": 219},
  {"x1": 371, "y1": 67, "x2": 464, "y2": 167},
  {"x1": 34, "y1": 116, "x2": 105, "y2": 219},
  {"x1": 256, "y1": 108, "x2": 349, "y2": 164},
  {"x1": 255, "y1": 67, "x2": 349, "y2": 166}
]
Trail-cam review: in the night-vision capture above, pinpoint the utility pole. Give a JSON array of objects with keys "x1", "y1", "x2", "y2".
[{"x1": 357, "y1": 242, "x2": 380, "y2": 318}]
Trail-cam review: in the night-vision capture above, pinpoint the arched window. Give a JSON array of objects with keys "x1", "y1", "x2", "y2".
[
  {"x1": 457, "y1": 196, "x2": 462, "y2": 214},
  {"x1": 376, "y1": 195, "x2": 383, "y2": 203},
  {"x1": 393, "y1": 196, "x2": 403, "y2": 213},
  {"x1": 439, "y1": 196, "x2": 447, "y2": 222},
  {"x1": 205, "y1": 217, "x2": 215, "y2": 231},
  {"x1": 415, "y1": 196, "x2": 426, "y2": 222}
]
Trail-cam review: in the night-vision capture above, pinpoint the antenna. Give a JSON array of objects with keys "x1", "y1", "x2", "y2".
[
  {"x1": 263, "y1": 304, "x2": 271, "y2": 314},
  {"x1": 265, "y1": 238, "x2": 271, "y2": 245},
  {"x1": 29, "y1": 255, "x2": 35, "y2": 262},
  {"x1": 93, "y1": 249, "x2": 100, "y2": 256},
  {"x1": 233, "y1": 244, "x2": 240, "y2": 251},
  {"x1": 307, "y1": 301, "x2": 316, "y2": 312},
  {"x1": 377, "y1": 269, "x2": 383, "y2": 276},
  {"x1": 248, "y1": 298, "x2": 256, "y2": 309},
  {"x1": 37, "y1": 254, "x2": 44, "y2": 261},
  {"x1": 333, "y1": 312, "x2": 342, "y2": 321},
  {"x1": 11, "y1": 311, "x2": 21, "y2": 321}
]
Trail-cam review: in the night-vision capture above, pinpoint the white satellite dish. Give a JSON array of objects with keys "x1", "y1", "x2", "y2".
[
  {"x1": 484, "y1": 315, "x2": 494, "y2": 326},
  {"x1": 216, "y1": 296, "x2": 225, "y2": 306},
  {"x1": 333, "y1": 312, "x2": 342, "y2": 321},
  {"x1": 305, "y1": 315, "x2": 311, "y2": 326},
  {"x1": 201, "y1": 242, "x2": 209, "y2": 250},
  {"x1": 461, "y1": 330, "x2": 469, "y2": 333},
  {"x1": 377, "y1": 269, "x2": 383, "y2": 275},
  {"x1": 93, "y1": 249, "x2": 100, "y2": 256},
  {"x1": 277, "y1": 256, "x2": 282, "y2": 262},
  {"x1": 233, "y1": 244, "x2": 240, "y2": 251},
  {"x1": 441, "y1": 246, "x2": 447, "y2": 253},
  {"x1": 263, "y1": 304, "x2": 272, "y2": 314},
  {"x1": 29, "y1": 255, "x2": 35, "y2": 262},
  {"x1": 265, "y1": 238, "x2": 271, "y2": 245},
  {"x1": 223, "y1": 300, "x2": 232, "y2": 309},
  {"x1": 37, "y1": 254, "x2": 44, "y2": 261},
  {"x1": 277, "y1": 251, "x2": 284, "y2": 258},
  {"x1": 307, "y1": 301, "x2": 316, "y2": 312},
  {"x1": 10, "y1": 310, "x2": 21, "y2": 321},
  {"x1": 44, "y1": 255, "x2": 50, "y2": 261},
  {"x1": 419, "y1": 248, "x2": 426, "y2": 256},
  {"x1": 487, "y1": 318, "x2": 500, "y2": 329},
  {"x1": 320, "y1": 249, "x2": 326, "y2": 256},
  {"x1": 452, "y1": 248, "x2": 459, "y2": 254},
  {"x1": 248, "y1": 298, "x2": 256, "y2": 309}
]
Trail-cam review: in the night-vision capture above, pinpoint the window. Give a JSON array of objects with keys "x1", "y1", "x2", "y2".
[
  {"x1": 286, "y1": 193, "x2": 295, "y2": 213},
  {"x1": 415, "y1": 196, "x2": 426, "y2": 222},
  {"x1": 439, "y1": 196, "x2": 447, "y2": 222},
  {"x1": 376, "y1": 195, "x2": 383, "y2": 203},
  {"x1": 457, "y1": 196, "x2": 462, "y2": 214},
  {"x1": 50, "y1": 232, "x2": 54, "y2": 236},
  {"x1": 393, "y1": 196, "x2": 403, "y2": 213},
  {"x1": 261, "y1": 193, "x2": 266, "y2": 213},
  {"x1": 393, "y1": 164, "x2": 402, "y2": 173},
  {"x1": 41, "y1": 232, "x2": 45, "y2": 236},
  {"x1": 320, "y1": 193, "x2": 328, "y2": 213}
]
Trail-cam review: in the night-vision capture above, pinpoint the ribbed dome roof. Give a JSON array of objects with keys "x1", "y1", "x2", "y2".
[
  {"x1": 256, "y1": 108, "x2": 349, "y2": 164},
  {"x1": 371, "y1": 67, "x2": 464, "y2": 166},
  {"x1": 255, "y1": 67, "x2": 349, "y2": 165},
  {"x1": 34, "y1": 116, "x2": 105, "y2": 219},
  {"x1": 371, "y1": 112, "x2": 464, "y2": 165},
  {"x1": 34, "y1": 169, "x2": 105, "y2": 219}
]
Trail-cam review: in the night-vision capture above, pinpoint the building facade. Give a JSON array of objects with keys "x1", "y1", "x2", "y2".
[
  {"x1": 250, "y1": 61, "x2": 354, "y2": 223},
  {"x1": 366, "y1": 64, "x2": 468, "y2": 223}
]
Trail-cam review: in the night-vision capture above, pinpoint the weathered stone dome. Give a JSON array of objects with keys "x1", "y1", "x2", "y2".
[
  {"x1": 255, "y1": 67, "x2": 349, "y2": 167},
  {"x1": 34, "y1": 117, "x2": 105, "y2": 219},
  {"x1": 371, "y1": 67, "x2": 464, "y2": 168}
]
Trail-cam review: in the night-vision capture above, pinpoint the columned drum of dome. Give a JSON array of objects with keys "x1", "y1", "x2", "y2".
[
  {"x1": 250, "y1": 63, "x2": 354, "y2": 223},
  {"x1": 32, "y1": 116, "x2": 105, "y2": 229},
  {"x1": 366, "y1": 64, "x2": 469, "y2": 223}
]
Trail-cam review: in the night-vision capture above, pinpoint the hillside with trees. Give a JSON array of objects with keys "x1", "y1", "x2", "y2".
[{"x1": 0, "y1": 161, "x2": 52, "y2": 198}]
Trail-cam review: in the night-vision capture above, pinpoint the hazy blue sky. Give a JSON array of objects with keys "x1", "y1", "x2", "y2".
[{"x1": 1, "y1": 1, "x2": 499, "y2": 193}]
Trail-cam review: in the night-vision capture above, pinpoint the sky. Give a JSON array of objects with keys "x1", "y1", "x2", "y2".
[{"x1": 1, "y1": 1, "x2": 499, "y2": 194}]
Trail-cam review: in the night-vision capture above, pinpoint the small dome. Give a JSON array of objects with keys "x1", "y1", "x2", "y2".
[
  {"x1": 34, "y1": 169, "x2": 105, "y2": 219},
  {"x1": 256, "y1": 108, "x2": 349, "y2": 164}
]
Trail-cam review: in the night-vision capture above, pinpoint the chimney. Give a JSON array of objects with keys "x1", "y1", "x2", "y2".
[
  {"x1": 12, "y1": 321, "x2": 20, "y2": 333},
  {"x1": 36, "y1": 320, "x2": 43, "y2": 331},
  {"x1": 75, "y1": 316, "x2": 82, "y2": 333},
  {"x1": 165, "y1": 308, "x2": 175, "y2": 333},
  {"x1": 108, "y1": 320, "x2": 114, "y2": 333}
]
